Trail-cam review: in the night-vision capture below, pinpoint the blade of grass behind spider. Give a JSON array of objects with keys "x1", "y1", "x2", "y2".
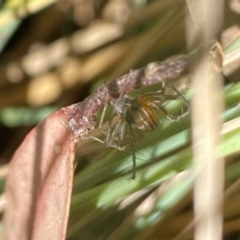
[
  {"x1": 68, "y1": 107, "x2": 240, "y2": 239},
  {"x1": 103, "y1": 120, "x2": 240, "y2": 204},
  {"x1": 72, "y1": 117, "x2": 193, "y2": 215},
  {"x1": 113, "y1": 131, "x2": 240, "y2": 240},
  {"x1": 73, "y1": 118, "x2": 190, "y2": 193},
  {"x1": 73, "y1": 105, "x2": 240, "y2": 210},
  {"x1": 132, "y1": 119, "x2": 240, "y2": 240},
  {"x1": 69, "y1": 131, "x2": 239, "y2": 239},
  {"x1": 70, "y1": 148, "x2": 192, "y2": 216},
  {"x1": 87, "y1": 174, "x2": 194, "y2": 240}
]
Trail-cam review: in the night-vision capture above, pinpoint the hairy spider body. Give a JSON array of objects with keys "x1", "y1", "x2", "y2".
[{"x1": 86, "y1": 84, "x2": 189, "y2": 179}]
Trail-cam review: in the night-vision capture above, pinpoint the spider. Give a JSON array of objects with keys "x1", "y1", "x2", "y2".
[{"x1": 84, "y1": 82, "x2": 189, "y2": 179}]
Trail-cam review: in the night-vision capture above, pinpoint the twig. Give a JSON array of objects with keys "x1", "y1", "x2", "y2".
[{"x1": 63, "y1": 54, "x2": 189, "y2": 139}]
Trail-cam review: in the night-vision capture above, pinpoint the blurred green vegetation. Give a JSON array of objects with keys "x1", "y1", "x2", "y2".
[{"x1": 0, "y1": 0, "x2": 240, "y2": 239}]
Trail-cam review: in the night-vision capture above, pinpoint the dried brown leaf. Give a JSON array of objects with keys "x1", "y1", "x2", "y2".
[{"x1": 3, "y1": 111, "x2": 75, "y2": 240}]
